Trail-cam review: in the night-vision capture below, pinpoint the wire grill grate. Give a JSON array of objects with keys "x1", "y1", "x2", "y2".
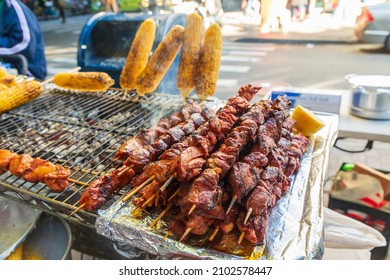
[{"x1": 0, "y1": 84, "x2": 222, "y2": 227}]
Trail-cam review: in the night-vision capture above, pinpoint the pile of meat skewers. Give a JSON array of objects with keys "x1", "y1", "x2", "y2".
[
  {"x1": 0, "y1": 149, "x2": 71, "y2": 191},
  {"x1": 68, "y1": 84, "x2": 311, "y2": 251},
  {"x1": 77, "y1": 102, "x2": 216, "y2": 211},
  {"x1": 123, "y1": 86, "x2": 311, "y2": 247}
]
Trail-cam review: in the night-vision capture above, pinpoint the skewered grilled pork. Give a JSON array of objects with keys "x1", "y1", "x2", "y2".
[
  {"x1": 115, "y1": 102, "x2": 203, "y2": 160},
  {"x1": 129, "y1": 84, "x2": 260, "y2": 211},
  {"x1": 0, "y1": 149, "x2": 17, "y2": 174},
  {"x1": 79, "y1": 107, "x2": 214, "y2": 212},
  {"x1": 0, "y1": 149, "x2": 71, "y2": 191}
]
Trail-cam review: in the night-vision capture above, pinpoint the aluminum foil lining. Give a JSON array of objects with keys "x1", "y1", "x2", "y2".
[
  {"x1": 0, "y1": 195, "x2": 41, "y2": 259},
  {"x1": 96, "y1": 112, "x2": 339, "y2": 260}
]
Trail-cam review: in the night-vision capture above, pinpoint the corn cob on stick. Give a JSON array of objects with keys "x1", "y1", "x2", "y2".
[
  {"x1": 195, "y1": 23, "x2": 222, "y2": 101},
  {"x1": 176, "y1": 13, "x2": 203, "y2": 98},
  {"x1": 120, "y1": 18, "x2": 156, "y2": 90},
  {"x1": 136, "y1": 25, "x2": 185, "y2": 96},
  {"x1": 53, "y1": 71, "x2": 115, "y2": 92},
  {"x1": 0, "y1": 80, "x2": 43, "y2": 114},
  {"x1": 0, "y1": 74, "x2": 17, "y2": 87}
]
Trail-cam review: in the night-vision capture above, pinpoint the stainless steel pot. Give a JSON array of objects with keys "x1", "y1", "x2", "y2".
[{"x1": 345, "y1": 74, "x2": 390, "y2": 120}]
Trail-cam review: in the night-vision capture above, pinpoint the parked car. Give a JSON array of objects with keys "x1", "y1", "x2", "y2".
[{"x1": 355, "y1": 0, "x2": 390, "y2": 51}]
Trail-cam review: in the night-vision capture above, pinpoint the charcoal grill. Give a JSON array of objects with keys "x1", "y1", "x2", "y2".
[{"x1": 0, "y1": 84, "x2": 221, "y2": 228}]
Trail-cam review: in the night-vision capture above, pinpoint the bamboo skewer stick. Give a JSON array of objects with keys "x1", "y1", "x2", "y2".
[
  {"x1": 179, "y1": 227, "x2": 192, "y2": 242},
  {"x1": 188, "y1": 204, "x2": 196, "y2": 216},
  {"x1": 141, "y1": 193, "x2": 157, "y2": 208},
  {"x1": 159, "y1": 174, "x2": 175, "y2": 192},
  {"x1": 117, "y1": 165, "x2": 133, "y2": 177},
  {"x1": 244, "y1": 207, "x2": 253, "y2": 225},
  {"x1": 67, "y1": 178, "x2": 89, "y2": 187},
  {"x1": 68, "y1": 202, "x2": 86, "y2": 218},
  {"x1": 163, "y1": 231, "x2": 172, "y2": 239},
  {"x1": 168, "y1": 188, "x2": 181, "y2": 201},
  {"x1": 150, "y1": 203, "x2": 174, "y2": 228},
  {"x1": 226, "y1": 195, "x2": 237, "y2": 215},
  {"x1": 131, "y1": 207, "x2": 142, "y2": 216},
  {"x1": 238, "y1": 232, "x2": 245, "y2": 245},
  {"x1": 121, "y1": 175, "x2": 155, "y2": 202},
  {"x1": 208, "y1": 226, "x2": 220, "y2": 241}
]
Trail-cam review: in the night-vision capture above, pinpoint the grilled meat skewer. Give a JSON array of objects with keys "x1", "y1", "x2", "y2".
[
  {"x1": 179, "y1": 98, "x2": 272, "y2": 216},
  {"x1": 129, "y1": 84, "x2": 260, "y2": 211},
  {"x1": 174, "y1": 96, "x2": 295, "y2": 242},
  {"x1": 0, "y1": 149, "x2": 71, "y2": 192},
  {"x1": 79, "y1": 107, "x2": 214, "y2": 212},
  {"x1": 115, "y1": 102, "x2": 202, "y2": 160},
  {"x1": 238, "y1": 134, "x2": 310, "y2": 245}
]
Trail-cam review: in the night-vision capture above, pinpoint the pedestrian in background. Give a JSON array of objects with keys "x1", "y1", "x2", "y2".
[
  {"x1": 104, "y1": 0, "x2": 118, "y2": 13},
  {"x1": 259, "y1": 0, "x2": 271, "y2": 33},
  {"x1": 53, "y1": 0, "x2": 66, "y2": 23},
  {"x1": 0, "y1": 0, "x2": 47, "y2": 79},
  {"x1": 290, "y1": 0, "x2": 308, "y2": 21}
]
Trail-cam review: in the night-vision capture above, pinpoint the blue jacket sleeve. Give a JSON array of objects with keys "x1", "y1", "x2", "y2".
[{"x1": 0, "y1": 1, "x2": 30, "y2": 54}]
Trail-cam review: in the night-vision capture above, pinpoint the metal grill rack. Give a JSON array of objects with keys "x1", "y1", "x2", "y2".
[{"x1": 0, "y1": 85, "x2": 222, "y2": 228}]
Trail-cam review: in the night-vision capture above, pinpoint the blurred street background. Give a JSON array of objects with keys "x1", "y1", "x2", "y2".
[
  {"x1": 34, "y1": 0, "x2": 390, "y2": 100},
  {"x1": 27, "y1": 0, "x2": 390, "y2": 260}
]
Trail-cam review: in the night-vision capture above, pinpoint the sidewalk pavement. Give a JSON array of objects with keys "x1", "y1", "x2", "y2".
[{"x1": 221, "y1": 10, "x2": 358, "y2": 44}]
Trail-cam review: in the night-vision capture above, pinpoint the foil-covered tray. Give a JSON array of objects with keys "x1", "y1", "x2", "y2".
[
  {"x1": 0, "y1": 196, "x2": 41, "y2": 259},
  {"x1": 96, "y1": 112, "x2": 339, "y2": 260}
]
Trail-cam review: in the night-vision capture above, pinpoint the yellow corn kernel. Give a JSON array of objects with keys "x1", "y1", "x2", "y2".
[
  {"x1": 136, "y1": 25, "x2": 185, "y2": 96},
  {"x1": 0, "y1": 74, "x2": 17, "y2": 87},
  {"x1": 53, "y1": 72, "x2": 115, "y2": 92},
  {"x1": 195, "y1": 23, "x2": 222, "y2": 101},
  {"x1": 176, "y1": 13, "x2": 203, "y2": 98},
  {"x1": 0, "y1": 67, "x2": 7, "y2": 78},
  {"x1": 120, "y1": 19, "x2": 156, "y2": 90},
  {"x1": 0, "y1": 80, "x2": 43, "y2": 114},
  {"x1": 5, "y1": 243, "x2": 23, "y2": 260},
  {"x1": 0, "y1": 83, "x2": 8, "y2": 91}
]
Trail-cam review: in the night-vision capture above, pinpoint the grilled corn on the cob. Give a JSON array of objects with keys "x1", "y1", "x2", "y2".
[
  {"x1": 136, "y1": 25, "x2": 185, "y2": 96},
  {"x1": 53, "y1": 72, "x2": 115, "y2": 92},
  {"x1": 195, "y1": 23, "x2": 222, "y2": 101},
  {"x1": 120, "y1": 18, "x2": 156, "y2": 90},
  {"x1": 0, "y1": 80, "x2": 43, "y2": 114},
  {"x1": 176, "y1": 13, "x2": 203, "y2": 98},
  {"x1": 0, "y1": 74, "x2": 17, "y2": 87},
  {"x1": 0, "y1": 83, "x2": 8, "y2": 91}
]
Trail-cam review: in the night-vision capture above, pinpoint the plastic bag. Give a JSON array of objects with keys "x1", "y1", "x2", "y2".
[{"x1": 324, "y1": 207, "x2": 386, "y2": 250}]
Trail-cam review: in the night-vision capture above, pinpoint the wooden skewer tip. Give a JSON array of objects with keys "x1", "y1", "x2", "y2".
[
  {"x1": 68, "y1": 202, "x2": 86, "y2": 218},
  {"x1": 141, "y1": 193, "x2": 157, "y2": 209},
  {"x1": 67, "y1": 178, "x2": 89, "y2": 187},
  {"x1": 163, "y1": 231, "x2": 172, "y2": 240},
  {"x1": 238, "y1": 232, "x2": 246, "y2": 245},
  {"x1": 179, "y1": 227, "x2": 192, "y2": 242},
  {"x1": 244, "y1": 207, "x2": 253, "y2": 225},
  {"x1": 226, "y1": 195, "x2": 237, "y2": 215},
  {"x1": 121, "y1": 175, "x2": 155, "y2": 202},
  {"x1": 209, "y1": 226, "x2": 220, "y2": 241},
  {"x1": 150, "y1": 203, "x2": 173, "y2": 228},
  {"x1": 160, "y1": 174, "x2": 175, "y2": 193},
  {"x1": 168, "y1": 188, "x2": 181, "y2": 201},
  {"x1": 188, "y1": 204, "x2": 196, "y2": 216}
]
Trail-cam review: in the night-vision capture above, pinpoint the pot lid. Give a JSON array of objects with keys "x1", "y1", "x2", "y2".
[{"x1": 346, "y1": 75, "x2": 390, "y2": 88}]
